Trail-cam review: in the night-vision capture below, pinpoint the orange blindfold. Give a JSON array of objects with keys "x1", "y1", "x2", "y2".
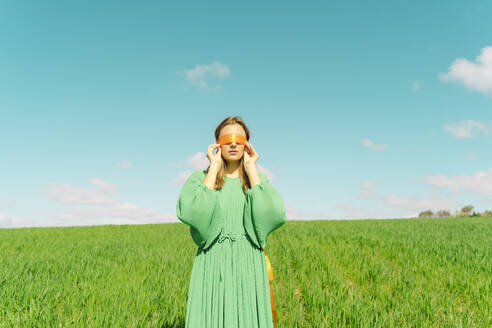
[
  {"x1": 218, "y1": 134, "x2": 247, "y2": 146},
  {"x1": 218, "y1": 134, "x2": 252, "y2": 155}
]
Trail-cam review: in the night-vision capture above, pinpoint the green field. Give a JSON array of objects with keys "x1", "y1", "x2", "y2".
[{"x1": 0, "y1": 217, "x2": 490, "y2": 327}]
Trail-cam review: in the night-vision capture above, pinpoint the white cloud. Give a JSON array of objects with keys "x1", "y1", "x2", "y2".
[
  {"x1": 464, "y1": 152, "x2": 479, "y2": 160},
  {"x1": 284, "y1": 204, "x2": 330, "y2": 221},
  {"x1": 4, "y1": 200, "x2": 16, "y2": 207},
  {"x1": 170, "y1": 152, "x2": 210, "y2": 185},
  {"x1": 335, "y1": 202, "x2": 396, "y2": 220},
  {"x1": 336, "y1": 202, "x2": 370, "y2": 219},
  {"x1": 438, "y1": 46, "x2": 492, "y2": 97},
  {"x1": 357, "y1": 180, "x2": 383, "y2": 200},
  {"x1": 360, "y1": 168, "x2": 492, "y2": 217},
  {"x1": 42, "y1": 178, "x2": 118, "y2": 205},
  {"x1": 90, "y1": 178, "x2": 117, "y2": 193},
  {"x1": 0, "y1": 213, "x2": 13, "y2": 228},
  {"x1": 0, "y1": 212, "x2": 42, "y2": 229},
  {"x1": 172, "y1": 169, "x2": 195, "y2": 186},
  {"x1": 116, "y1": 161, "x2": 133, "y2": 168},
  {"x1": 0, "y1": 212, "x2": 47, "y2": 229},
  {"x1": 382, "y1": 194, "x2": 460, "y2": 217},
  {"x1": 177, "y1": 61, "x2": 230, "y2": 90},
  {"x1": 443, "y1": 119, "x2": 492, "y2": 139},
  {"x1": 412, "y1": 80, "x2": 423, "y2": 92},
  {"x1": 186, "y1": 152, "x2": 211, "y2": 171},
  {"x1": 360, "y1": 138, "x2": 390, "y2": 151},
  {"x1": 4, "y1": 177, "x2": 174, "y2": 228},
  {"x1": 53, "y1": 202, "x2": 174, "y2": 225},
  {"x1": 259, "y1": 166, "x2": 275, "y2": 182},
  {"x1": 286, "y1": 202, "x2": 396, "y2": 221},
  {"x1": 1, "y1": 204, "x2": 176, "y2": 229},
  {"x1": 422, "y1": 167, "x2": 492, "y2": 197}
]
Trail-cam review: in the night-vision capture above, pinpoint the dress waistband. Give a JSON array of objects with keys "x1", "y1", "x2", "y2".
[{"x1": 217, "y1": 232, "x2": 247, "y2": 243}]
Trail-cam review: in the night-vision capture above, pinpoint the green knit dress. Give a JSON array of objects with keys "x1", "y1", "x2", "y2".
[{"x1": 176, "y1": 169, "x2": 287, "y2": 328}]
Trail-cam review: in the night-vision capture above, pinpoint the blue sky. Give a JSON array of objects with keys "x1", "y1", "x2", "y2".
[{"x1": 1, "y1": 0, "x2": 492, "y2": 228}]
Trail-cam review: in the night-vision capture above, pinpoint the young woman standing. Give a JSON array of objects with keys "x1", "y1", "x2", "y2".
[{"x1": 176, "y1": 116, "x2": 286, "y2": 327}]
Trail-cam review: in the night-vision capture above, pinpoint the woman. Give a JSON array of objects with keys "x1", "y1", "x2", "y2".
[{"x1": 176, "y1": 116, "x2": 287, "y2": 327}]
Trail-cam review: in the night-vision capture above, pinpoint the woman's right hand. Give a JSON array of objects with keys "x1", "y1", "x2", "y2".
[{"x1": 207, "y1": 143, "x2": 223, "y2": 170}]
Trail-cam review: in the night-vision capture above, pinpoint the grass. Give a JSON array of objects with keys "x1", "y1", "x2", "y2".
[{"x1": 0, "y1": 216, "x2": 490, "y2": 327}]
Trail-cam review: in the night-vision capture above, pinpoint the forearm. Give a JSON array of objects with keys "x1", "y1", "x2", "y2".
[
  {"x1": 245, "y1": 165, "x2": 261, "y2": 187},
  {"x1": 203, "y1": 164, "x2": 220, "y2": 190}
]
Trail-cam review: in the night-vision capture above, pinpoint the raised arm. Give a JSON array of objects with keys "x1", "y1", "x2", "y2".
[
  {"x1": 243, "y1": 172, "x2": 287, "y2": 250},
  {"x1": 176, "y1": 170, "x2": 223, "y2": 249}
]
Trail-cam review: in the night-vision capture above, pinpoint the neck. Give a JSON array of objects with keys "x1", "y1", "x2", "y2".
[{"x1": 225, "y1": 161, "x2": 241, "y2": 176}]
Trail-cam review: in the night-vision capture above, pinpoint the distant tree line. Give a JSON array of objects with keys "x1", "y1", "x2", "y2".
[{"x1": 418, "y1": 205, "x2": 492, "y2": 218}]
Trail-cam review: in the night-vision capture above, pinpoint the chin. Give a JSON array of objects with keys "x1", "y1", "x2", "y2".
[
  {"x1": 225, "y1": 156, "x2": 241, "y2": 163},
  {"x1": 225, "y1": 154, "x2": 242, "y2": 161}
]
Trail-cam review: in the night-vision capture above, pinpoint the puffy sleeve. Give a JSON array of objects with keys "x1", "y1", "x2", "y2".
[
  {"x1": 243, "y1": 171, "x2": 287, "y2": 250},
  {"x1": 176, "y1": 170, "x2": 223, "y2": 250}
]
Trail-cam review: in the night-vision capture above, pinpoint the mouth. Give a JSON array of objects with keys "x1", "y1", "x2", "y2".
[{"x1": 229, "y1": 151, "x2": 238, "y2": 154}]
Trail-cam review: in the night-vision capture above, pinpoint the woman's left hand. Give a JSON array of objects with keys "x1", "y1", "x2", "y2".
[{"x1": 243, "y1": 142, "x2": 259, "y2": 170}]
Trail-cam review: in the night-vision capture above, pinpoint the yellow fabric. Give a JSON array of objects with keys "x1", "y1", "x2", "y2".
[{"x1": 264, "y1": 250, "x2": 278, "y2": 328}]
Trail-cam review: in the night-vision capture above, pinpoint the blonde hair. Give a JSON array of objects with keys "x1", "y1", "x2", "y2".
[{"x1": 205, "y1": 116, "x2": 251, "y2": 193}]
